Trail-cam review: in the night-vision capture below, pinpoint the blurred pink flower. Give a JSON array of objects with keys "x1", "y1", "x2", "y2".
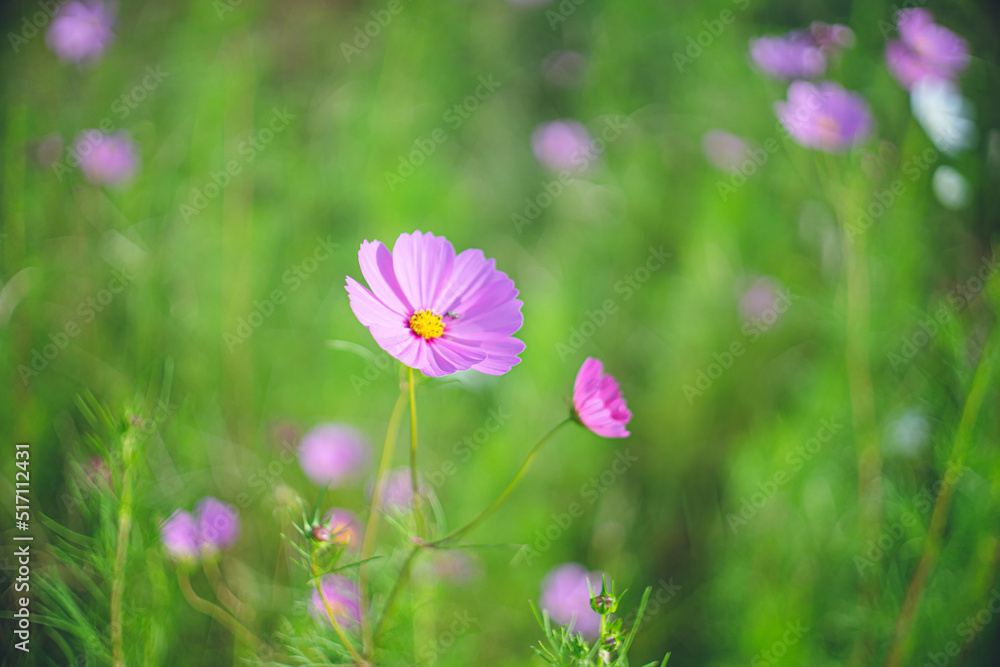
[
  {"x1": 46, "y1": 1, "x2": 115, "y2": 64},
  {"x1": 159, "y1": 510, "x2": 200, "y2": 561},
  {"x1": 74, "y1": 130, "x2": 139, "y2": 186},
  {"x1": 310, "y1": 575, "x2": 361, "y2": 627},
  {"x1": 297, "y1": 424, "x2": 371, "y2": 487},
  {"x1": 540, "y1": 563, "x2": 604, "y2": 638},
  {"x1": 195, "y1": 497, "x2": 240, "y2": 553},
  {"x1": 775, "y1": 81, "x2": 873, "y2": 153},
  {"x1": 572, "y1": 357, "x2": 631, "y2": 438},
  {"x1": 886, "y1": 9, "x2": 969, "y2": 91},
  {"x1": 532, "y1": 120, "x2": 594, "y2": 172},
  {"x1": 369, "y1": 467, "x2": 432, "y2": 513},
  {"x1": 701, "y1": 130, "x2": 752, "y2": 172},
  {"x1": 542, "y1": 51, "x2": 587, "y2": 87},
  {"x1": 417, "y1": 550, "x2": 480, "y2": 584},
  {"x1": 739, "y1": 277, "x2": 784, "y2": 322},
  {"x1": 749, "y1": 23, "x2": 853, "y2": 80},
  {"x1": 345, "y1": 230, "x2": 525, "y2": 377},
  {"x1": 323, "y1": 508, "x2": 362, "y2": 548}
]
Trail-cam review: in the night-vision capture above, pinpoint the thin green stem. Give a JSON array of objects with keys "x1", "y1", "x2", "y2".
[
  {"x1": 177, "y1": 568, "x2": 260, "y2": 650},
  {"x1": 374, "y1": 419, "x2": 571, "y2": 645},
  {"x1": 372, "y1": 546, "x2": 419, "y2": 645},
  {"x1": 359, "y1": 387, "x2": 408, "y2": 656},
  {"x1": 408, "y1": 367, "x2": 428, "y2": 537},
  {"x1": 433, "y1": 419, "x2": 570, "y2": 547},
  {"x1": 110, "y1": 429, "x2": 137, "y2": 667},
  {"x1": 883, "y1": 322, "x2": 998, "y2": 667},
  {"x1": 821, "y1": 157, "x2": 883, "y2": 666},
  {"x1": 204, "y1": 558, "x2": 254, "y2": 625},
  {"x1": 311, "y1": 554, "x2": 369, "y2": 667}
]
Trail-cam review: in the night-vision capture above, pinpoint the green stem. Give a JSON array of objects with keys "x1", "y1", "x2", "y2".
[
  {"x1": 359, "y1": 387, "x2": 408, "y2": 656},
  {"x1": 110, "y1": 429, "x2": 137, "y2": 667},
  {"x1": 311, "y1": 554, "x2": 369, "y2": 666},
  {"x1": 372, "y1": 546, "x2": 419, "y2": 645},
  {"x1": 408, "y1": 367, "x2": 428, "y2": 537},
  {"x1": 374, "y1": 419, "x2": 571, "y2": 644},
  {"x1": 433, "y1": 419, "x2": 570, "y2": 547},
  {"x1": 883, "y1": 322, "x2": 998, "y2": 667},
  {"x1": 177, "y1": 568, "x2": 259, "y2": 650}
]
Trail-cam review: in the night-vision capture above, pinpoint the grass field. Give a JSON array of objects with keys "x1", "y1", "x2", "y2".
[{"x1": 2, "y1": 0, "x2": 1000, "y2": 665}]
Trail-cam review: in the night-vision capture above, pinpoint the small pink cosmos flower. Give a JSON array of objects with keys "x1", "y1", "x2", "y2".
[
  {"x1": 886, "y1": 9, "x2": 970, "y2": 91},
  {"x1": 46, "y1": 1, "x2": 115, "y2": 64},
  {"x1": 310, "y1": 575, "x2": 362, "y2": 627},
  {"x1": 160, "y1": 510, "x2": 200, "y2": 561},
  {"x1": 323, "y1": 508, "x2": 362, "y2": 548},
  {"x1": 345, "y1": 231, "x2": 524, "y2": 377},
  {"x1": 74, "y1": 130, "x2": 139, "y2": 187},
  {"x1": 532, "y1": 120, "x2": 594, "y2": 172},
  {"x1": 369, "y1": 467, "x2": 433, "y2": 513},
  {"x1": 572, "y1": 357, "x2": 631, "y2": 438},
  {"x1": 539, "y1": 563, "x2": 605, "y2": 638},
  {"x1": 297, "y1": 424, "x2": 371, "y2": 488},
  {"x1": 775, "y1": 80, "x2": 874, "y2": 153},
  {"x1": 195, "y1": 497, "x2": 240, "y2": 553}
]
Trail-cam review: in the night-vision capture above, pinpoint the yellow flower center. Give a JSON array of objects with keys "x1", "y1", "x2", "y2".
[{"x1": 409, "y1": 309, "x2": 444, "y2": 339}]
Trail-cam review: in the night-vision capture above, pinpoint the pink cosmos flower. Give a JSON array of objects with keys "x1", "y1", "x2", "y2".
[
  {"x1": 775, "y1": 80, "x2": 874, "y2": 153},
  {"x1": 701, "y1": 130, "x2": 753, "y2": 173},
  {"x1": 886, "y1": 9, "x2": 970, "y2": 91},
  {"x1": 160, "y1": 510, "x2": 200, "y2": 561},
  {"x1": 572, "y1": 357, "x2": 631, "y2": 438},
  {"x1": 532, "y1": 120, "x2": 594, "y2": 172},
  {"x1": 297, "y1": 424, "x2": 371, "y2": 487},
  {"x1": 195, "y1": 497, "x2": 240, "y2": 553},
  {"x1": 323, "y1": 508, "x2": 362, "y2": 548},
  {"x1": 369, "y1": 467, "x2": 433, "y2": 513},
  {"x1": 749, "y1": 23, "x2": 854, "y2": 81},
  {"x1": 539, "y1": 563, "x2": 604, "y2": 638},
  {"x1": 74, "y1": 130, "x2": 139, "y2": 187},
  {"x1": 46, "y1": 1, "x2": 115, "y2": 64},
  {"x1": 345, "y1": 231, "x2": 525, "y2": 377},
  {"x1": 310, "y1": 575, "x2": 362, "y2": 627}
]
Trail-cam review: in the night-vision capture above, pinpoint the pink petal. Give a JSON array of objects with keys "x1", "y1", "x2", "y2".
[
  {"x1": 392, "y1": 231, "x2": 456, "y2": 310},
  {"x1": 358, "y1": 240, "x2": 412, "y2": 314},
  {"x1": 346, "y1": 277, "x2": 405, "y2": 328}
]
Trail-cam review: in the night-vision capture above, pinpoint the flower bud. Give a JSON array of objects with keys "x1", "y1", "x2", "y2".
[{"x1": 311, "y1": 525, "x2": 332, "y2": 542}]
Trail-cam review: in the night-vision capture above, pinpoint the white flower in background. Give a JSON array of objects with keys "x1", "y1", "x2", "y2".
[
  {"x1": 886, "y1": 409, "x2": 931, "y2": 457},
  {"x1": 932, "y1": 166, "x2": 972, "y2": 210},
  {"x1": 911, "y1": 79, "x2": 977, "y2": 156}
]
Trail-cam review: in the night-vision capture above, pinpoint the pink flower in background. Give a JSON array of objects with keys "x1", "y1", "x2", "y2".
[
  {"x1": 886, "y1": 9, "x2": 969, "y2": 91},
  {"x1": 310, "y1": 575, "x2": 362, "y2": 627},
  {"x1": 345, "y1": 231, "x2": 525, "y2": 377},
  {"x1": 739, "y1": 277, "x2": 785, "y2": 322},
  {"x1": 775, "y1": 81, "x2": 873, "y2": 153},
  {"x1": 809, "y1": 22, "x2": 856, "y2": 54},
  {"x1": 531, "y1": 120, "x2": 594, "y2": 172},
  {"x1": 539, "y1": 563, "x2": 604, "y2": 638},
  {"x1": 572, "y1": 357, "x2": 631, "y2": 438},
  {"x1": 370, "y1": 467, "x2": 432, "y2": 512},
  {"x1": 701, "y1": 130, "x2": 752, "y2": 173},
  {"x1": 195, "y1": 497, "x2": 240, "y2": 553},
  {"x1": 750, "y1": 32, "x2": 826, "y2": 80},
  {"x1": 160, "y1": 510, "x2": 200, "y2": 561},
  {"x1": 418, "y1": 550, "x2": 480, "y2": 584},
  {"x1": 323, "y1": 508, "x2": 362, "y2": 548},
  {"x1": 297, "y1": 424, "x2": 371, "y2": 487},
  {"x1": 749, "y1": 23, "x2": 854, "y2": 80},
  {"x1": 74, "y1": 130, "x2": 139, "y2": 186},
  {"x1": 46, "y1": 1, "x2": 115, "y2": 64},
  {"x1": 542, "y1": 51, "x2": 587, "y2": 87}
]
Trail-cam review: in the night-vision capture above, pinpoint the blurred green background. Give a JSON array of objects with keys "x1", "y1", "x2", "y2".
[{"x1": 2, "y1": 0, "x2": 1000, "y2": 665}]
